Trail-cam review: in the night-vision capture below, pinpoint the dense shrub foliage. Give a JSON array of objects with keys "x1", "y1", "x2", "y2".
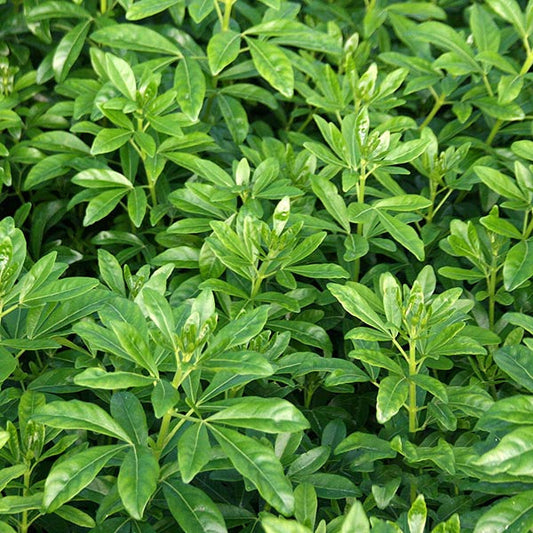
[{"x1": 1, "y1": 0, "x2": 533, "y2": 531}]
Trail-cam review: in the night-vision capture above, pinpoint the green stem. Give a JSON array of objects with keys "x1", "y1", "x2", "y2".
[
  {"x1": 0, "y1": 304, "x2": 18, "y2": 320},
  {"x1": 431, "y1": 188, "x2": 453, "y2": 220},
  {"x1": 419, "y1": 93, "x2": 444, "y2": 130},
  {"x1": 222, "y1": 0, "x2": 235, "y2": 31},
  {"x1": 353, "y1": 167, "x2": 367, "y2": 282},
  {"x1": 486, "y1": 119, "x2": 502, "y2": 146},
  {"x1": 482, "y1": 73, "x2": 494, "y2": 97},
  {"x1": 250, "y1": 274, "x2": 263, "y2": 299},
  {"x1": 523, "y1": 210, "x2": 533, "y2": 239},
  {"x1": 520, "y1": 41, "x2": 533, "y2": 75},
  {"x1": 155, "y1": 411, "x2": 172, "y2": 459},
  {"x1": 408, "y1": 340, "x2": 417, "y2": 434},
  {"x1": 487, "y1": 269, "x2": 497, "y2": 331},
  {"x1": 20, "y1": 468, "x2": 30, "y2": 533},
  {"x1": 164, "y1": 408, "x2": 195, "y2": 448},
  {"x1": 213, "y1": 0, "x2": 223, "y2": 25},
  {"x1": 100, "y1": 0, "x2": 107, "y2": 14}
]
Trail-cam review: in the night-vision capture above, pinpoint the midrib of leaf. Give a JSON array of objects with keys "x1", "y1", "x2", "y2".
[
  {"x1": 209, "y1": 426, "x2": 281, "y2": 498},
  {"x1": 247, "y1": 39, "x2": 288, "y2": 91},
  {"x1": 163, "y1": 481, "x2": 204, "y2": 526}
]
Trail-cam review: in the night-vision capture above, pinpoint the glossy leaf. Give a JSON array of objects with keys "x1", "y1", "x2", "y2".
[
  {"x1": 245, "y1": 37, "x2": 294, "y2": 97},
  {"x1": 118, "y1": 445, "x2": 159, "y2": 520},
  {"x1": 33, "y1": 400, "x2": 132, "y2": 442},
  {"x1": 207, "y1": 397, "x2": 309, "y2": 433},
  {"x1": 210, "y1": 425, "x2": 294, "y2": 516},
  {"x1": 178, "y1": 423, "x2": 211, "y2": 483},
  {"x1": 163, "y1": 476, "x2": 227, "y2": 533},
  {"x1": 493, "y1": 345, "x2": 533, "y2": 392},
  {"x1": 43, "y1": 445, "x2": 125, "y2": 512},
  {"x1": 207, "y1": 31, "x2": 241, "y2": 75},
  {"x1": 474, "y1": 490, "x2": 533, "y2": 532},
  {"x1": 175, "y1": 57, "x2": 206, "y2": 121}
]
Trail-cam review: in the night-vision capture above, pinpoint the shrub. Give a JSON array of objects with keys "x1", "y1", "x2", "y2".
[{"x1": 0, "y1": 0, "x2": 533, "y2": 531}]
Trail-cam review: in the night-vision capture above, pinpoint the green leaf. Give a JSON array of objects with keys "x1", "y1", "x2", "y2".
[
  {"x1": 340, "y1": 501, "x2": 369, "y2": 533},
  {"x1": 178, "y1": 423, "x2": 211, "y2": 483},
  {"x1": 151, "y1": 379, "x2": 180, "y2": 418},
  {"x1": 373, "y1": 195, "x2": 432, "y2": 212},
  {"x1": 503, "y1": 240, "x2": 533, "y2": 291},
  {"x1": 486, "y1": 0, "x2": 526, "y2": 37},
  {"x1": 382, "y1": 139, "x2": 430, "y2": 165},
  {"x1": 30, "y1": 131, "x2": 91, "y2": 154},
  {"x1": 475, "y1": 166, "x2": 524, "y2": 201},
  {"x1": 109, "y1": 320, "x2": 158, "y2": 376},
  {"x1": 432, "y1": 514, "x2": 460, "y2": 533},
  {"x1": 118, "y1": 445, "x2": 159, "y2": 520},
  {"x1": 287, "y1": 447, "x2": 329, "y2": 479},
  {"x1": 0, "y1": 494, "x2": 43, "y2": 514},
  {"x1": 53, "y1": 505, "x2": 96, "y2": 528},
  {"x1": 126, "y1": 0, "x2": 180, "y2": 20},
  {"x1": 175, "y1": 57, "x2": 206, "y2": 121},
  {"x1": 217, "y1": 94, "x2": 249, "y2": 144},
  {"x1": 23, "y1": 154, "x2": 74, "y2": 190},
  {"x1": 494, "y1": 345, "x2": 533, "y2": 392},
  {"x1": 411, "y1": 22, "x2": 482, "y2": 73},
  {"x1": 188, "y1": 0, "x2": 214, "y2": 22},
  {"x1": 25, "y1": 1, "x2": 91, "y2": 21},
  {"x1": 207, "y1": 30, "x2": 241, "y2": 75},
  {"x1": 477, "y1": 395, "x2": 533, "y2": 432},
  {"x1": 512, "y1": 140, "x2": 533, "y2": 161},
  {"x1": 349, "y1": 348, "x2": 402, "y2": 374},
  {"x1": 33, "y1": 400, "x2": 132, "y2": 442},
  {"x1": 53, "y1": 20, "x2": 91, "y2": 83},
  {"x1": 328, "y1": 283, "x2": 386, "y2": 332},
  {"x1": 166, "y1": 153, "x2": 233, "y2": 188},
  {"x1": 127, "y1": 187, "x2": 147, "y2": 227},
  {"x1": 411, "y1": 374, "x2": 448, "y2": 402},
  {"x1": 43, "y1": 445, "x2": 125, "y2": 512},
  {"x1": 84, "y1": 189, "x2": 128, "y2": 226},
  {"x1": 91, "y1": 129, "x2": 133, "y2": 155},
  {"x1": 408, "y1": 495, "x2": 427, "y2": 533},
  {"x1": 73, "y1": 368, "x2": 154, "y2": 389},
  {"x1": 262, "y1": 515, "x2": 312, "y2": 533},
  {"x1": 91, "y1": 24, "x2": 182, "y2": 56},
  {"x1": 163, "y1": 476, "x2": 227, "y2": 533},
  {"x1": 110, "y1": 391, "x2": 149, "y2": 446},
  {"x1": 310, "y1": 175, "x2": 350, "y2": 233},
  {"x1": 470, "y1": 4, "x2": 500, "y2": 53},
  {"x1": 206, "y1": 306, "x2": 269, "y2": 356},
  {"x1": 207, "y1": 397, "x2": 309, "y2": 433},
  {"x1": 245, "y1": 37, "x2": 294, "y2": 97},
  {"x1": 294, "y1": 483, "x2": 317, "y2": 531},
  {"x1": 376, "y1": 375, "x2": 409, "y2": 424},
  {"x1": 105, "y1": 52, "x2": 136, "y2": 101},
  {"x1": 474, "y1": 97, "x2": 525, "y2": 121},
  {"x1": 304, "y1": 141, "x2": 347, "y2": 168},
  {"x1": 474, "y1": 426, "x2": 533, "y2": 476},
  {"x1": 0, "y1": 522, "x2": 16, "y2": 533},
  {"x1": 72, "y1": 168, "x2": 133, "y2": 189},
  {"x1": 375, "y1": 209, "x2": 425, "y2": 261},
  {"x1": 287, "y1": 264, "x2": 349, "y2": 279},
  {"x1": 283, "y1": 232, "x2": 327, "y2": 267},
  {"x1": 297, "y1": 473, "x2": 360, "y2": 499},
  {"x1": 0, "y1": 465, "x2": 28, "y2": 492},
  {"x1": 474, "y1": 490, "x2": 533, "y2": 533},
  {"x1": 142, "y1": 288, "x2": 176, "y2": 350},
  {"x1": 210, "y1": 425, "x2": 294, "y2": 516},
  {"x1": 20, "y1": 277, "x2": 98, "y2": 306},
  {"x1": 0, "y1": 348, "x2": 17, "y2": 385},
  {"x1": 270, "y1": 321, "x2": 333, "y2": 356}
]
